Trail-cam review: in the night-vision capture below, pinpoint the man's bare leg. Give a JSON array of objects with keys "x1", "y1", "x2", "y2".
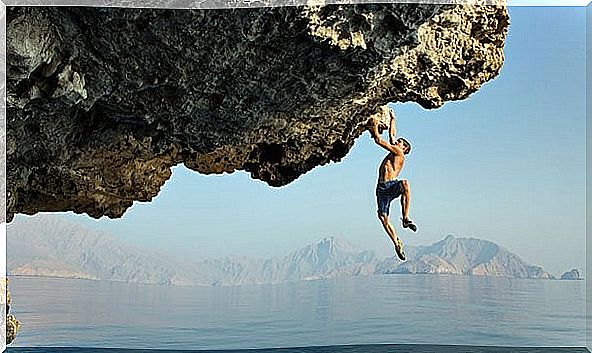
[
  {"x1": 400, "y1": 179, "x2": 411, "y2": 221},
  {"x1": 400, "y1": 180, "x2": 417, "y2": 232},
  {"x1": 378, "y1": 213, "x2": 405, "y2": 260}
]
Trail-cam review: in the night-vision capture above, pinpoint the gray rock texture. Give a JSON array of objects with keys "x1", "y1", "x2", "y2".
[{"x1": 7, "y1": 4, "x2": 508, "y2": 221}]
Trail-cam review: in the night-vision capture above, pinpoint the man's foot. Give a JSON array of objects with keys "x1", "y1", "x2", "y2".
[
  {"x1": 394, "y1": 238, "x2": 406, "y2": 261},
  {"x1": 402, "y1": 218, "x2": 417, "y2": 232}
]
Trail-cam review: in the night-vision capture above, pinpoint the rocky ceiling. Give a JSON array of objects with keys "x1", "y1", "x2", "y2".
[{"x1": 6, "y1": 4, "x2": 509, "y2": 222}]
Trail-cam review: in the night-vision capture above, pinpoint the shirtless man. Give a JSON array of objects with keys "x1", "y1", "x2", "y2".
[{"x1": 368, "y1": 108, "x2": 417, "y2": 261}]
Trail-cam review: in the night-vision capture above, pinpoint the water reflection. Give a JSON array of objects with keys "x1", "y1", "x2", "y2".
[{"x1": 9, "y1": 275, "x2": 585, "y2": 350}]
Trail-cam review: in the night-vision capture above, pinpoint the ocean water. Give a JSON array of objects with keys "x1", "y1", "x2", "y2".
[{"x1": 7, "y1": 275, "x2": 586, "y2": 351}]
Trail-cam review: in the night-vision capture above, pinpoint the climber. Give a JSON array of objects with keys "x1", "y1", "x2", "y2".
[{"x1": 368, "y1": 107, "x2": 417, "y2": 261}]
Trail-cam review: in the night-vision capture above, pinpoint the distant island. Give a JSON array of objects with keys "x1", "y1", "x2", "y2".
[
  {"x1": 8, "y1": 215, "x2": 582, "y2": 286},
  {"x1": 560, "y1": 268, "x2": 582, "y2": 280}
]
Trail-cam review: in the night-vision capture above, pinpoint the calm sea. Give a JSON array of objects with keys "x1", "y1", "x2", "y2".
[{"x1": 7, "y1": 275, "x2": 586, "y2": 351}]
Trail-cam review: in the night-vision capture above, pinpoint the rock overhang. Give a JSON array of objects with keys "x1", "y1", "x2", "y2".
[{"x1": 6, "y1": 3, "x2": 509, "y2": 221}]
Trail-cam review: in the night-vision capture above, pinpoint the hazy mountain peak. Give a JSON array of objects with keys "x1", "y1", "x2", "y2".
[
  {"x1": 8, "y1": 216, "x2": 573, "y2": 286},
  {"x1": 315, "y1": 236, "x2": 357, "y2": 254},
  {"x1": 380, "y1": 236, "x2": 552, "y2": 279}
]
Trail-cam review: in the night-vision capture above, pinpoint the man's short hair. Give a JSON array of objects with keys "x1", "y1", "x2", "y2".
[{"x1": 397, "y1": 137, "x2": 412, "y2": 155}]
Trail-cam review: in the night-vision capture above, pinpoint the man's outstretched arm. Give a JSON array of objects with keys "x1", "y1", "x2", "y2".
[{"x1": 388, "y1": 109, "x2": 397, "y2": 144}]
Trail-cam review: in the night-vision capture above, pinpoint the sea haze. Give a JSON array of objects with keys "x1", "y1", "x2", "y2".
[{"x1": 7, "y1": 215, "x2": 580, "y2": 286}]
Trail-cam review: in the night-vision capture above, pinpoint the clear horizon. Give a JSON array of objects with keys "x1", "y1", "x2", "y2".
[{"x1": 10, "y1": 6, "x2": 586, "y2": 277}]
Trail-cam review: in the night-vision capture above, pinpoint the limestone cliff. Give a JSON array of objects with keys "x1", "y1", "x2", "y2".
[{"x1": 7, "y1": 4, "x2": 508, "y2": 221}]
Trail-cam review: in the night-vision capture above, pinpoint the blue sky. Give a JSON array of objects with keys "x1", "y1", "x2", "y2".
[{"x1": 53, "y1": 6, "x2": 587, "y2": 276}]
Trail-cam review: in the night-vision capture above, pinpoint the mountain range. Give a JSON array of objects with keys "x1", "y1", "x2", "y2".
[{"x1": 7, "y1": 215, "x2": 581, "y2": 286}]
